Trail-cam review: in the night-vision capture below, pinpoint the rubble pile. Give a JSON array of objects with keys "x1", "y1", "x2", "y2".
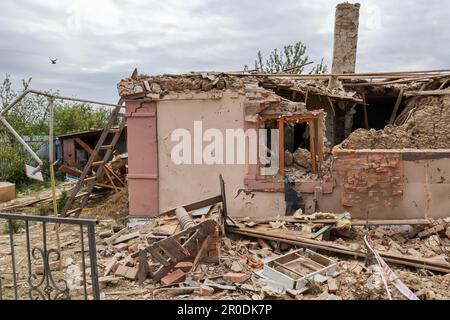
[
  {"x1": 117, "y1": 72, "x2": 357, "y2": 102},
  {"x1": 341, "y1": 95, "x2": 450, "y2": 149},
  {"x1": 57, "y1": 211, "x2": 449, "y2": 300}
]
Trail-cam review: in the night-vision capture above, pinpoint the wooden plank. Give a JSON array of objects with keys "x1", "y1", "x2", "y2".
[
  {"x1": 311, "y1": 224, "x2": 333, "y2": 239},
  {"x1": 112, "y1": 232, "x2": 140, "y2": 245},
  {"x1": 104, "y1": 168, "x2": 118, "y2": 192},
  {"x1": 278, "y1": 118, "x2": 284, "y2": 176},
  {"x1": 351, "y1": 219, "x2": 430, "y2": 226},
  {"x1": 362, "y1": 93, "x2": 369, "y2": 129},
  {"x1": 58, "y1": 165, "x2": 82, "y2": 177},
  {"x1": 160, "y1": 195, "x2": 223, "y2": 216},
  {"x1": 404, "y1": 89, "x2": 450, "y2": 96},
  {"x1": 308, "y1": 119, "x2": 317, "y2": 174},
  {"x1": 389, "y1": 88, "x2": 404, "y2": 124},
  {"x1": 74, "y1": 138, "x2": 100, "y2": 161},
  {"x1": 192, "y1": 236, "x2": 210, "y2": 272},
  {"x1": 273, "y1": 260, "x2": 303, "y2": 277},
  {"x1": 105, "y1": 165, "x2": 125, "y2": 186},
  {"x1": 147, "y1": 246, "x2": 170, "y2": 266}
]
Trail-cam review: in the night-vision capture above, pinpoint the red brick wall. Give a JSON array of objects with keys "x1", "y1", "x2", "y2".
[{"x1": 332, "y1": 149, "x2": 403, "y2": 210}]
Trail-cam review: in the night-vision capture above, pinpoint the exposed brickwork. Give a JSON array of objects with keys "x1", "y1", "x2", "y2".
[
  {"x1": 332, "y1": 3, "x2": 360, "y2": 74},
  {"x1": 332, "y1": 149, "x2": 404, "y2": 209}
]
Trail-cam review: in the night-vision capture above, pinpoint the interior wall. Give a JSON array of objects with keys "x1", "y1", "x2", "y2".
[{"x1": 157, "y1": 93, "x2": 285, "y2": 218}]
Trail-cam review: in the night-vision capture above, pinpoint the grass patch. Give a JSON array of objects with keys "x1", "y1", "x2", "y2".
[
  {"x1": 36, "y1": 203, "x2": 50, "y2": 216},
  {"x1": 2, "y1": 219, "x2": 25, "y2": 234}
]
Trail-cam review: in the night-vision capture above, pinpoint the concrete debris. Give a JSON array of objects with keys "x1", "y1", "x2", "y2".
[
  {"x1": 223, "y1": 272, "x2": 251, "y2": 283},
  {"x1": 293, "y1": 148, "x2": 311, "y2": 169}
]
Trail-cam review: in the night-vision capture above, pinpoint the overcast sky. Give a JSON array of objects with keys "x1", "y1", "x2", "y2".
[{"x1": 0, "y1": 0, "x2": 448, "y2": 102}]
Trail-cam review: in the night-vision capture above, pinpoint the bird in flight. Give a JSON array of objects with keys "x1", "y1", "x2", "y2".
[{"x1": 49, "y1": 57, "x2": 58, "y2": 64}]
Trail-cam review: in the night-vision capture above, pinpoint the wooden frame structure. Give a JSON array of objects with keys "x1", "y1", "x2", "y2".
[{"x1": 259, "y1": 113, "x2": 324, "y2": 176}]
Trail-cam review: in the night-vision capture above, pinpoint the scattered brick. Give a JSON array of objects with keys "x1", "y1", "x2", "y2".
[
  {"x1": 113, "y1": 243, "x2": 129, "y2": 252},
  {"x1": 223, "y1": 272, "x2": 250, "y2": 283},
  {"x1": 127, "y1": 244, "x2": 138, "y2": 253},
  {"x1": 35, "y1": 260, "x2": 60, "y2": 275},
  {"x1": 123, "y1": 254, "x2": 136, "y2": 267},
  {"x1": 200, "y1": 285, "x2": 214, "y2": 296},
  {"x1": 115, "y1": 264, "x2": 139, "y2": 280},
  {"x1": 99, "y1": 275, "x2": 121, "y2": 286},
  {"x1": 247, "y1": 242, "x2": 259, "y2": 250},
  {"x1": 327, "y1": 278, "x2": 338, "y2": 293},
  {"x1": 104, "y1": 258, "x2": 118, "y2": 276},
  {"x1": 174, "y1": 261, "x2": 193, "y2": 272},
  {"x1": 418, "y1": 225, "x2": 445, "y2": 238},
  {"x1": 257, "y1": 239, "x2": 272, "y2": 250},
  {"x1": 160, "y1": 269, "x2": 186, "y2": 286}
]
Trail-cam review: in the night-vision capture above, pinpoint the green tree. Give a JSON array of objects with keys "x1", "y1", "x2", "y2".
[
  {"x1": 0, "y1": 74, "x2": 112, "y2": 185},
  {"x1": 54, "y1": 103, "x2": 110, "y2": 136},
  {"x1": 246, "y1": 41, "x2": 328, "y2": 74}
]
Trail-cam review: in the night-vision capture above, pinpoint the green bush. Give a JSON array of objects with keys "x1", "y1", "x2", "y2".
[
  {"x1": 3, "y1": 220, "x2": 25, "y2": 234},
  {"x1": 36, "y1": 203, "x2": 50, "y2": 216},
  {"x1": 57, "y1": 190, "x2": 68, "y2": 213},
  {"x1": 0, "y1": 144, "x2": 28, "y2": 185}
]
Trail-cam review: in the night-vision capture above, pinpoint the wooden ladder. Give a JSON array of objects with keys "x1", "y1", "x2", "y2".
[
  {"x1": 60, "y1": 106, "x2": 126, "y2": 217},
  {"x1": 60, "y1": 69, "x2": 137, "y2": 218}
]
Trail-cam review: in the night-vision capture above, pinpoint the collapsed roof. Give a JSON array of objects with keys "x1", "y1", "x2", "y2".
[{"x1": 118, "y1": 69, "x2": 450, "y2": 150}]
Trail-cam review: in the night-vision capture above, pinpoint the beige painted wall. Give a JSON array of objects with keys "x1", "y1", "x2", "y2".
[{"x1": 157, "y1": 93, "x2": 285, "y2": 217}]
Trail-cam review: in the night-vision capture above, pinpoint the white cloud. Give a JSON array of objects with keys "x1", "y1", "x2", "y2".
[{"x1": 0, "y1": 0, "x2": 448, "y2": 101}]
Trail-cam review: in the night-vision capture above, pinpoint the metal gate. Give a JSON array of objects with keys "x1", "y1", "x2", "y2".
[{"x1": 0, "y1": 213, "x2": 100, "y2": 300}]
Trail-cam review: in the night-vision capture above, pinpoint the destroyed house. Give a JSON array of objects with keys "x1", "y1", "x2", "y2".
[
  {"x1": 117, "y1": 70, "x2": 450, "y2": 222},
  {"x1": 117, "y1": 2, "x2": 450, "y2": 222}
]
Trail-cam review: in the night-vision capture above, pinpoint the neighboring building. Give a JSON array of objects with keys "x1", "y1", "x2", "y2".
[{"x1": 57, "y1": 127, "x2": 127, "y2": 167}]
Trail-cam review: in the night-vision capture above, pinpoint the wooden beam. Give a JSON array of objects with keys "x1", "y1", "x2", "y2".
[
  {"x1": 278, "y1": 119, "x2": 284, "y2": 176},
  {"x1": 404, "y1": 89, "x2": 450, "y2": 97},
  {"x1": 308, "y1": 120, "x2": 317, "y2": 174},
  {"x1": 389, "y1": 88, "x2": 404, "y2": 124},
  {"x1": 362, "y1": 94, "x2": 369, "y2": 130},
  {"x1": 160, "y1": 195, "x2": 223, "y2": 216},
  {"x1": 317, "y1": 113, "x2": 324, "y2": 165},
  {"x1": 74, "y1": 138, "x2": 100, "y2": 161},
  {"x1": 192, "y1": 236, "x2": 210, "y2": 272}
]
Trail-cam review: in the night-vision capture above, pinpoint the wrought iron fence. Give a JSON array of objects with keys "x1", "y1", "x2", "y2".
[{"x1": 0, "y1": 213, "x2": 100, "y2": 300}]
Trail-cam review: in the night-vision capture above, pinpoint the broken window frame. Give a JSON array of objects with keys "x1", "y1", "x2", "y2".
[{"x1": 259, "y1": 113, "x2": 324, "y2": 177}]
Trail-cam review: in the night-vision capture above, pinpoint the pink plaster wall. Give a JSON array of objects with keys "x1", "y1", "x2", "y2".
[
  {"x1": 156, "y1": 93, "x2": 285, "y2": 218},
  {"x1": 125, "y1": 101, "x2": 159, "y2": 217}
]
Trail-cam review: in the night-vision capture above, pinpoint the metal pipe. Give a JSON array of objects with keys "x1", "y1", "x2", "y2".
[
  {"x1": 27, "y1": 90, "x2": 123, "y2": 107},
  {"x1": 175, "y1": 207, "x2": 196, "y2": 230},
  {"x1": 0, "y1": 116, "x2": 43, "y2": 166},
  {"x1": 1, "y1": 89, "x2": 122, "y2": 118},
  {"x1": 0, "y1": 212, "x2": 98, "y2": 225},
  {"x1": 87, "y1": 224, "x2": 100, "y2": 300},
  {"x1": 0, "y1": 89, "x2": 31, "y2": 116}
]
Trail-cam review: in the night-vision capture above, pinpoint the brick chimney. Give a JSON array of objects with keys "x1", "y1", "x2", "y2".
[{"x1": 331, "y1": 2, "x2": 360, "y2": 74}]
